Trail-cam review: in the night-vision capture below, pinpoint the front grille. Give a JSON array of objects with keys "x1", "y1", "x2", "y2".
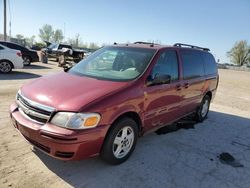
[{"x1": 17, "y1": 92, "x2": 55, "y2": 124}]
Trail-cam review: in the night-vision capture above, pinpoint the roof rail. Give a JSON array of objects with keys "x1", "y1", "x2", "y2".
[
  {"x1": 134, "y1": 41, "x2": 158, "y2": 47},
  {"x1": 173, "y1": 43, "x2": 210, "y2": 51}
]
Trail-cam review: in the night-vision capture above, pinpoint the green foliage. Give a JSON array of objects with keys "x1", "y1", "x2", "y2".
[
  {"x1": 227, "y1": 40, "x2": 250, "y2": 66},
  {"x1": 39, "y1": 24, "x2": 54, "y2": 42},
  {"x1": 39, "y1": 24, "x2": 64, "y2": 43},
  {"x1": 34, "y1": 42, "x2": 46, "y2": 49}
]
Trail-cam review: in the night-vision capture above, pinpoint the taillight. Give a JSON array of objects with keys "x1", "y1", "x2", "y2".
[{"x1": 16, "y1": 52, "x2": 22, "y2": 57}]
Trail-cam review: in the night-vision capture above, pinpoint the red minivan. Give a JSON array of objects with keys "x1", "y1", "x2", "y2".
[{"x1": 10, "y1": 42, "x2": 218, "y2": 164}]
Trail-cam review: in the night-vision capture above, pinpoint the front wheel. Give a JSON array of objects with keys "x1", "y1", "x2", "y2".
[
  {"x1": 195, "y1": 95, "x2": 211, "y2": 122},
  {"x1": 101, "y1": 118, "x2": 138, "y2": 165},
  {"x1": 0, "y1": 61, "x2": 12, "y2": 73}
]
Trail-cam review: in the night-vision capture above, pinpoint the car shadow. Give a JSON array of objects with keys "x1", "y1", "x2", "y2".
[
  {"x1": 0, "y1": 71, "x2": 41, "y2": 80},
  {"x1": 33, "y1": 110, "x2": 250, "y2": 188},
  {"x1": 23, "y1": 64, "x2": 52, "y2": 69}
]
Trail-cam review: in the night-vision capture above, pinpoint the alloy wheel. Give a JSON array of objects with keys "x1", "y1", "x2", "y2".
[
  {"x1": 113, "y1": 126, "x2": 134, "y2": 159},
  {"x1": 0, "y1": 61, "x2": 12, "y2": 73},
  {"x1": 201, "y1": 99, "x2": 209, "y2": 118}
]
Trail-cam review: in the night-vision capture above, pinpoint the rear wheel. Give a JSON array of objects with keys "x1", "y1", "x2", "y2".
[
  {"x1": 195, "y1": 95, "x2": 211, "y2": 122},
  {"x1": 101, "y1": 117, "x2": 138, "y2": 165},
  {"x1": 0, "y1": 61, "x2": 12, "y2": 73},
  {"x1": 23, "y1": 56, "x2": 31, "y2": 66}
]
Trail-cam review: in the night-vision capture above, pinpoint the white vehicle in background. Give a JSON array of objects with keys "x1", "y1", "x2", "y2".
[{"x1": 0, "y1": 44, "x2": 23, "y2": 73}]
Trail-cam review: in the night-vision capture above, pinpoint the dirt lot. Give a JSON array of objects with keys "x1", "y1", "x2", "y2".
[{"x1": 0, "y1": 62, "x2": 250, "y2": 188}]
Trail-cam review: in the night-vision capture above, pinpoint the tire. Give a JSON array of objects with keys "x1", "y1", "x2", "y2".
[
  {"x1": 0, "y1": 61, "x2": 12, "y2": 73},
  {"x1": 195, "y1": 95, "x2": 211, "y2": 122},
  {"x1": 101, "y1": 117, "x2": 138, "y2": 165},
  {"x1": 23, "y1": 56, "x2": 31, "y2": 66}
]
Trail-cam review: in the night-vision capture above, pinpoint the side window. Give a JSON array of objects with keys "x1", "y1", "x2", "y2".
[
  {"x1": 151, "y1": 50, "x2": 179, "y2": 82},
  {"x1": 58, "y1": 45, "x2": 71, "y2": 49},
  {"x1": 181, "y1": 50, "x2": 204, "y2": 79},
  {"x1": 202, "y1": 52, "x2": 217, "y2": 75}
]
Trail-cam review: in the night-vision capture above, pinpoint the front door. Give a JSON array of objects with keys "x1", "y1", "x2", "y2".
[{"x1": 143, "y1": 50, "x2": 182, "y2": 132}]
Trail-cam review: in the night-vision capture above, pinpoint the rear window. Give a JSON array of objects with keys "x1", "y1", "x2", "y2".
[
  {"x1": 180, "y1": 50, "x2": 204, "y2": 79},
  {"x1": 6, "y1": 43, "x2": 26, "y2": 51},
  {"x1": 201, "y1": 52, "x2": 217, "y2": 75}
]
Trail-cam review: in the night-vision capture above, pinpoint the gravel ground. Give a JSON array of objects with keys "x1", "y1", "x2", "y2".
[{"x1": 0, "y1": 62, "x2": 250, "y2": 188}]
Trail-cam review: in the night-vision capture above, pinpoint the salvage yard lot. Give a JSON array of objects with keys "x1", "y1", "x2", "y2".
[{"x1": 0, "y1": 62, "x2": 250, "y2": 188}]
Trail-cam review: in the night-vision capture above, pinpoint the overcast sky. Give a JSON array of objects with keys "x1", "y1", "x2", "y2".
[{"x1": 0, "y1": 0, "x2": 249, "y2": 63}]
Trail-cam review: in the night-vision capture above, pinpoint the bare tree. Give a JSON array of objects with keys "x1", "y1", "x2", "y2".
[
  {"x1": 25, "y1": 35, "x2": 36, "y2": 46},
  {"x1": 88, "y1": 42, "x2": 99, "y2": 49},
  {"x1": 227, "y1": 40, "x2": 250, "y2": 66},
  {"x1": 39, "y1": 24, "x2": 54, "y2": 42},
  {"x1": 16, "y1": 34, "x2": 24, "y2": 40},
  {"x1": 67, "y1": 34, "x2": 83, "y2": 48}
]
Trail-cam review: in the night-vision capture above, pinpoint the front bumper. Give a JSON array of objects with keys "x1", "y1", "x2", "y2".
[{"x1": 9, "y1": 103, "x2": 108, "y2": 160}]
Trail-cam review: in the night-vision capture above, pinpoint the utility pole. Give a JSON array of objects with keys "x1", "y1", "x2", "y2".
[{"x1": 4, "y1": 0, "x2": 7, "y2": 41}]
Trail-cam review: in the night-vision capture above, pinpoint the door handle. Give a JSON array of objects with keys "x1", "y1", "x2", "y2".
[
  {"x1": 184, "y1": 83, "x2": 189, "y2": 88},
  {"x1": 176, "y1": 84, "x2": 182, "y2": 91}
]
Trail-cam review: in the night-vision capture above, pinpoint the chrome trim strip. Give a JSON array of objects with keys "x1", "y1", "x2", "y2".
[
  {"x1": 18, "y1": 107, "x2": 44, "y2": 125},
  {"x1": 17, "y1": 100, "x2": 50, "y2": 120},
  {"x1": 18, "y1": 90, "x2": 55, "y2": 112}
]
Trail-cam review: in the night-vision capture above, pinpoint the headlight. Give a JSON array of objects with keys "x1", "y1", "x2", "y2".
[{"x1": 50, "y1": 112, "x2": 101, "y2": 130}]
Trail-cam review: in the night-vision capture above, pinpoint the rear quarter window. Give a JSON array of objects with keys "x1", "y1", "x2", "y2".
[
  {"x1": 202, "y1": 52, "x2": 218, "y2": 75},
  {"x1": 6, "y1": 43, "x2": 26, "y2": 51},
  {"x1": 180, "y1": 50, "x2": 205, "y2": 79}
]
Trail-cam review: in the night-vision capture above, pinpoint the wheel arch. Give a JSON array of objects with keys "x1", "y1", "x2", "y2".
[
  {"x1": 23, "y1": 55, "x2": 32, "y2": 60},
  {"x1": 205, "y1": 90, "x2": 212, "y2": 100},
  {"x1": 0, "y1": 59, "x2": 14, "y2": 68},
  {"x1": 112, "y1": 111, "x2": 142, "y2": 133}
]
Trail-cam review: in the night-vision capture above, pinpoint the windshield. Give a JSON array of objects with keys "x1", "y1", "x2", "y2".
[
  {"x1": 47, "y1": 43, "x2": 58, "y2": 49},
  {"x1": 69, "y1": 46, "x2": 156, "y2": 81}
]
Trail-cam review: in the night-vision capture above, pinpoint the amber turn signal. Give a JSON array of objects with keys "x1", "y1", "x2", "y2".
[{"x1": 84, "y1": 116, "x2": 99, "y2": 127}]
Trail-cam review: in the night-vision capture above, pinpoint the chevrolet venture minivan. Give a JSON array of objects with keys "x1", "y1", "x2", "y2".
[{"x1": 10, "y1": 42, "x2": 218, "y2": 164}]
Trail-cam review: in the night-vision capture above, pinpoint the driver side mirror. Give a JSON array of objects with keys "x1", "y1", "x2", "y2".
[{"x1": 146, "y1": 74, "x2": 171, "y2": 86}]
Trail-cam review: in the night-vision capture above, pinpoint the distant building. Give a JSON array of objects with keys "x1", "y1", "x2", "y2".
[{"x1": 0, "y1": 34, "x2": 26, "y2": 46}]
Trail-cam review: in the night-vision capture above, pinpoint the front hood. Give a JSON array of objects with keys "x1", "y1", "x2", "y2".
[{"x1": 21, "y1": 72, "x2": 129, "y2": 111}]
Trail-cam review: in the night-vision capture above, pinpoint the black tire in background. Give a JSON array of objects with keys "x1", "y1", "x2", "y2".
[
  {"x1": 23, "y1": 56, "x2": 31, "y2": 66},
  {"x1": 101, "y1": 117, "x2": 138, "y2": 165},
  {"x1": 0, "y1": 60, "x2": 13, "y2": 73}
]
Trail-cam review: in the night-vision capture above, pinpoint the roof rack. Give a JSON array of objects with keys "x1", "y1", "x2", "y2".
[
  {"x1": 134, "y1": 41, "x2": 158, "y2": 47},
  {"x1": 173, "y1": 43, "x2": 210, "y2": 51}
]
